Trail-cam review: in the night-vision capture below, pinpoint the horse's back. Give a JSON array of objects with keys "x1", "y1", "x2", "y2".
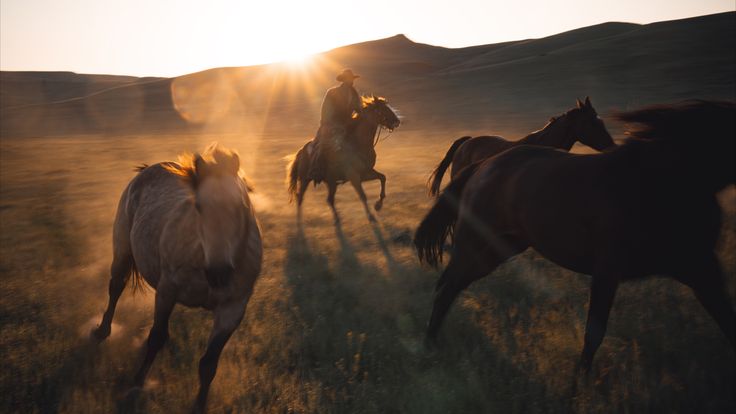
[
  {"x1": 467, "y1": 145, "x2": 575, "y2": 188},
  {"x1": 123, "y1": 162, "x2": 189, "y2": 210},
  {"x1": 461, "y1": 145, "x2": 571, "y2": 211},
  {"x1": 116, "y1": 163, "x2": 193, "y2": 287},
  {"x1": 451, "y1": 136, "x2": 513, "y2": 178},
  {"x1": 462, "y1": 144, "x2": 723, "y2": 276},
  {"x1": 460, "y1": 145, "x2": 607, "y2": 273}
]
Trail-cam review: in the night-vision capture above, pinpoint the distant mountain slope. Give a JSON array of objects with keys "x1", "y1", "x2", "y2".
[
  {"x1": 326, "y1": 33, "x2": 524, "y2": 74},
  {"x1": 0, "y1": 71, "x2": 155, "y2": 109},
  {"x1": 415, "y1": 11, "x2": 735, "y2": 122},
  {"x1": 1, "y1": 12, "x2": 734, "y2": 137},
  {"x1": 440, "y1": 21, "x2": 641, "y2": 73}
]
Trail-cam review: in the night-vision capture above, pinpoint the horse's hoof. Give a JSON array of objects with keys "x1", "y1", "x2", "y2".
[
  {"x1": 374, "y1": 200, "x2": 383, "y2": 211},
  {"x1": 91, "y1": 325, "x2": 110, "y2": 342}
]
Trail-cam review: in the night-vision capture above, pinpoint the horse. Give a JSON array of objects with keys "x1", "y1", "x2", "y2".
[
  {"x1": 427, "y1": 97, "x2": 616, "y2": 196},
  {"x1": 93, "y1": 143, "x2": 262, "y2": 413},
  {"x1": 287, "y1": 96, "x2": 401, "y2": 221},
  {"x1": 414, "y1": 100, "x2": 735, "y2": 371}
]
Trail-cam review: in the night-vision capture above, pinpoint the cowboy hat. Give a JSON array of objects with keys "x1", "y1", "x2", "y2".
[{"x1": 336, "y1": 69, "x2": 360, "y2": 82}]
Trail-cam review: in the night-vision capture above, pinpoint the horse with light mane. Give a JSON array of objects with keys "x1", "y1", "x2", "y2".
[
  {"x1": 93, "y1": 143, "x2": 262, "y2": 413},
  {"x1": 428, "y1": 97, "x2": 615, "y2": 196},
  {"x1": 415, "y1": 100, "x2": 736, "y2": 371},
  {"x1": 287, "y1": 96, "x2": 400, "y2": 222}
]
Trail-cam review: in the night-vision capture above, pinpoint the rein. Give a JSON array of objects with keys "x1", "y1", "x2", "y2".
[{"x1": 373, "y1": 126, "x2": 393, "y2": 147}]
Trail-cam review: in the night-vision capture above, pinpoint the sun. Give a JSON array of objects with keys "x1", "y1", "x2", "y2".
[{"x1": 281, "y1": 52, "x2": 315, "y2": 69}]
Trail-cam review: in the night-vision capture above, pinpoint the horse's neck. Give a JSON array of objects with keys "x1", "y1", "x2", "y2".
[
  {"x1": 521, "y1": 117, "x2": 575, "y2": 150},
  {"x1": 351, "y1": 118, "x2": 378, "y2": 151}
]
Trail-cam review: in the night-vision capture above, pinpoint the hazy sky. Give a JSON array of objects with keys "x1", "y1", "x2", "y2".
[{"x1": 1, "y1": 0, "x2": 734, "y2": 77}]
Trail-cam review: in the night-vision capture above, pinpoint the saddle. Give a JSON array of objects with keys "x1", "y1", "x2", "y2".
[{"x1": 308, "y1": 121, "x2": 362, "y2": 184}]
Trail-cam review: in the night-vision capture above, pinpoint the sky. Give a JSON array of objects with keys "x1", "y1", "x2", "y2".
[{"x1": 1, "y1": 0, "x2": 734, "y2": 77}]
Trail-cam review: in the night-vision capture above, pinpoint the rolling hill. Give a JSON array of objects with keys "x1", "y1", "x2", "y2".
[{"x1": 1, "y1": 11, "x2": 734, "y2": 138}]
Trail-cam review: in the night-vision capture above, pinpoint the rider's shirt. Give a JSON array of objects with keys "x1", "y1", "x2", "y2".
[{"x1": 320, "y1": 83, "x2": 362, "y2": 128}]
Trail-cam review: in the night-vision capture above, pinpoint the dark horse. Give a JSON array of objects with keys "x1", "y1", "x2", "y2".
[
  {"x1": 428, "y1": 97, "x2": 615, "y2": 196},
  {"x1": 415, "y1": 100, "x2": 735, "y2": 371},
  {"x1": 287, "y1": 96, "x2": 400, "y2": 221}
]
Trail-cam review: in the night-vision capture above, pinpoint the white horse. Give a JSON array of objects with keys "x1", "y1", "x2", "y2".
[{"x1": 94, "y1": 143, "x2": 262, "y2": 413}]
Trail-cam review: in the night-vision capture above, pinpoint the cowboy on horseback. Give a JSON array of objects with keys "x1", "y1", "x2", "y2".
[{"x1": 310, "y1": 69, "x2": 363, "y2": 182}]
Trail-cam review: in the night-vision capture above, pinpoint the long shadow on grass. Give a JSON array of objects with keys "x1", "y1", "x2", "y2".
[
  {"x1": 32, "y1": 340, "x2": 103, "y2": 413},
  {"x1": 283, "y1": 221, "x2": 548, "y2": 413},
  {"x1": 333, "y1": 218, "x2": 360, "y2": 271},
  {"x1": 367, "y1": 218, "x2": 399, "y2": 271},
  {"x1": 465, "y1": 251, "x2": 736, "y2": 412}
]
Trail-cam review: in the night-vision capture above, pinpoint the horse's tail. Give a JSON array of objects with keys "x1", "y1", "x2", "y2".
[
  {"x1": 111, "y1": 188, "x2": 149, "y2": 295},
  {"x1": 128, "y1": 261, "x2": 148, "y2": 294},
  {"x1": 427, "y1": 136, "x2": 472, "y2": 197},
  {"x1": 286, "y1": 143, "x2": 308, "y2": 202},
  {"x1": 415, "y1": 161, "x2": 480, "y2": 268}
]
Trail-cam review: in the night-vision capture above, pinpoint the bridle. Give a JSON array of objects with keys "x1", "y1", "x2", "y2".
[
  {"x1": 373, "y1": 126, "x2": 394, "y2": 147},
  {"x1": 364, "y1": 102, "x2": 397, "y2": 147}
]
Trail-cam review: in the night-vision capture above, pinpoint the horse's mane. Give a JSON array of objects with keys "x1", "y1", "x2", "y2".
[
  {"x1": 527, "y1": 107, "x2": 582, "y2": 136},
  {"x1": 616, "y1": 100, "x2": 735, "y2": 143},
  {"x1": 546, "y1": 106, "x2": 586, "y2": 126},
  {"x1": 161, "y1": 143, "x2": 254, "y2": 191},
  {"x1": 361, "y1": 95, "x2": 387, "y2": 109}
]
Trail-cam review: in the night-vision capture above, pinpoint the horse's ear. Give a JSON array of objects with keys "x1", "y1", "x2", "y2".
[
  {"x1": 194, "y1": 154, "x2": 205, "y2": 171},
  {"x1": 576, "y1": 98, "x2": 584, "y2": 109},
  {"x1": 226, "y1": 152, "x2": 240, "y2": 175},
  {"x1": 193, "y1": 153, "x2": 206, "y2": 182},
  {"x1": 213, "y1": 150, "x2": 240, "y2": 175},
  {"x1": 584, "y1": 96, "x2": 591, "y2": 108}
]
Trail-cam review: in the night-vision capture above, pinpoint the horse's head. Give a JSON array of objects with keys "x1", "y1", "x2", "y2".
[
  {"x1": 617, "y1": 100, "x2": 736, "y2": 190},
  {"x1": 191, "y1": 144, "x2": 250, "y2": 287},
  {"x1": 361, "y1": 96, "x2": 401, "y2": 131},
  {"x1": 569, "y1": 97, "x2": 616, "y2": 151}
]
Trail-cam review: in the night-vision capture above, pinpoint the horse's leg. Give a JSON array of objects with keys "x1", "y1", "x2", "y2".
[
  {"x1": 426, "y1": 225, "x2": 518, "y2": 343},
  {"x1": 296, "y1": 178, "x2": 310, "y2": 224},
  {"x1": 297, "y1": 154, "x2": 311, "y2": 208},
  {"x1": 362, "y1": 169, "x2": 386, "y2": 211},
  {"x1": 93, "y1": 254, "x2": 133, "y2": 340},
  {"x1": 326, "y1": 180, "x2": 340, "y2": 223},
  {"x1": 348, "y1": 173, "x2": 376, "y2": 222},
  {"x1": 134, "y1": 288, "x2": 176, "y2": 387},
  {"x1": 580, "y1": 274, "x2": 619, "y2": 372},
  {"x1": 192, "y1": 299, "x2": 249, "y2": 414},
  {"x1": 678, "y1": 255, "x2": 736, "y2": 348},
  {"x1": 297, "y1": 177, "x2": 309, "y2": 207}
]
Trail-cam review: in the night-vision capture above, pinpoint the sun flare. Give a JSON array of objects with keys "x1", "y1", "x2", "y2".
[{"x1": 281, "y1": 52, "x2": 316, "y2": 69}]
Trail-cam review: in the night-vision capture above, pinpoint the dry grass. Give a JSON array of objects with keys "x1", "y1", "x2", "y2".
[{"x1": 1, "y1": 132, "x2": 734, "y2": 413}]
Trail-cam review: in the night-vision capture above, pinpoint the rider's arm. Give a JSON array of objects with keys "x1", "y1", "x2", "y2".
[
  {"x1": 350, "y1": 88, "x2": 362, "y2": 115},
  {"x1": 320, "y1": 89, "x2": 337, "y2": 124}
]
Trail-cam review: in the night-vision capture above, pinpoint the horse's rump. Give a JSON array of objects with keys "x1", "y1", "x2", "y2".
[
  {"x1": 428, "y1": 136, "x2": 472, "y2": 197},
  {"x1": 415, "y1": 162, "x2": 483, "y2": 268}
]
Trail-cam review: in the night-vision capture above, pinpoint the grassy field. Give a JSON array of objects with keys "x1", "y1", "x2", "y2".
[{"x1": 1, "y1": 131, "x2": 734, "y2": 413}]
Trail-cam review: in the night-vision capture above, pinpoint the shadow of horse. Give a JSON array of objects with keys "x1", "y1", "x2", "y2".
[
  {"x1": 32, "y1": 340, "x2": 101, "y2": 412},
  {"x1": 283, "y1": 220, "x2": 551, "y2": 412}
]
